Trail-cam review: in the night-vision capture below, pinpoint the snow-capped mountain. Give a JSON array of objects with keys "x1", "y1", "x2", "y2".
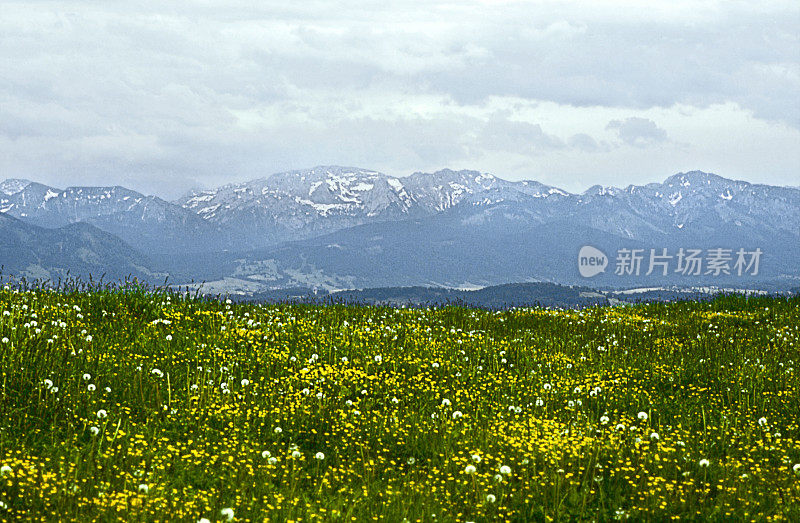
[
  {"x1": 0, "y1": 167, "x2": 797, "y2": 291},
  {"x1": 0, "y1": 182, "x2": 220, "y2": 254},
  {"x1": 175, "y1": 166, "x2": 569, "y2": 248}
]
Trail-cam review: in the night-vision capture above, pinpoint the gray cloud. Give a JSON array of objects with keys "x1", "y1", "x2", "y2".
[
  {"x1": 0, "y1": 1, "x2": 798, "y2": 197},
  {"x1": 606, "y1": 117, "x2": 668, "y2": 147}
]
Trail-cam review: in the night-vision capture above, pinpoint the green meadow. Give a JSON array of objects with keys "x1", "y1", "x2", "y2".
[{"x1": 0, "y1": 285, "x2": 798, "y2": 521}]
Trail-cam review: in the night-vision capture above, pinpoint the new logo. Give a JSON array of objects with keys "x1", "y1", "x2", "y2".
[{"x1": 578, "y1": 246, "x2": 608, "y2": 277}]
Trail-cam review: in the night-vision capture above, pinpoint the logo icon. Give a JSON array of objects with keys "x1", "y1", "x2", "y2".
[{"x1": 578, "y1": 245, "x2": 608, "y2": 277}]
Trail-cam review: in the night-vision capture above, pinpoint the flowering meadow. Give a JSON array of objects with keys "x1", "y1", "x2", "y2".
[{"x1": 0, "y1": 285, "x2": 799, "y2": 521}]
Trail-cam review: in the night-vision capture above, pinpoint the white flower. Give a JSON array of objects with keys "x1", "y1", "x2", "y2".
[
  {"x1": 600, "y1": 415, "x2": 609, "y2": 425},
  {"x1": 138, "y1": 483, "x2": 149, "y2": 494},
  {"x1": 374, "y1": 355, "x2": 382, "y2": 363},
  {"x1": 197, "y1": 519, "x2": 211, "y2": 523},
  {"x1": 261, "y1": 450, "x2": 271, "y2": 459},
  {"x1": 292, "y1": 450, "x2": 302, "y2": 459},
  {"x1": 452, "y1": 410, "x2": 463, "y2": 420},
  {"x1": 1, "y1": 338, "x2": 8, "y2": 344},
  {"x1": 637, "y1": 411, "x2": 648, "y2": 421},
  {"x1": 96, "y1": 409, "x2": 107, "y2": 419},
  {"x1": 90, "y1": 426, "x2": 100, "y2": 436},
  {"x1": 43, "y1": 379, "x2": 53, "y2": 389},
  {"x1": 273, "y1": 427, "x2": 282, "y2": 434},
  {"x1": 650, "y1": 432, "x2": 660, "y2": 440},
  {"x1": 391, "y1": 397, "x2": 399, "y2": 404},
  {"x1": 615, "y1": 423, "x2": 625, "y2": 432},
  {"x1": 465, "y1": 464, "x2": 476, "y2": 475},
  {"x1": 494, "y1": 474, "x2": 503, "y2": 483},
  {"x1": 241, "y1": 379, "x2": 249, "y2": 387},
  {"x1": 82, "y1": 373, "x2": 91, "y2": 381},
  {"x1": 441, "y1": 398, "x2": 451, "y2": 407},
  {"x1": 85, "y1": 335, "x2": 92, "y2": 342},
  {"x1": 699, "y1": 458, "x2": 710, "y2": 467},
  {"x1": 792, "y1": 463, "x2": 800, "y2": 475},
  {"x1": 407, "y1": 457, "x2": 416, "y2": 465},
  {"x1": 220, "y1": 507, "x2": 235, "y2": 521},
  {"x1": 471, "y1": 454, "x2": 482, "y2": 463},
  {"x1": 0, "y1": 465, "x2": 12, "y2": 477},
  {"x1": 268, "y1": 457, "x2": 277, "y2": 465},
  {"x1": 500, "y1": 465, "x2": 511, "y2": 475},
  {"x1": 486, "y1": 494, "x2": 496, "y2": 503},
  {"x1": 758, "y1": 417, "x2": 768, "y2": 427},
  {"x1": 151, "y1": 368, "x2": 163, "y2": 378},
  {"x1": 105, "y1": 387, "x2": 111, "y2": 393},
  {"x1": 87, "y1": 384, "x2": 96, "y2": 392},
  {"x1": 543, "y1": 383, "x2": 552, "y2": 391},
  {"x1": 165, "y1": 335, "x2": 172, "y2": 341},
  {"x1": 315, "y1": 452, "x2": 325, "y2": 460}
]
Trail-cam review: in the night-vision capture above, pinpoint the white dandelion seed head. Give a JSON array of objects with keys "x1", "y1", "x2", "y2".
[
  {"x1": 471, "y1": 454, "x2": 482, "y2": 463},
  {"x1": 315, "y1": 452, "x2": 325, "y2": 460},
  {"x1": 486, "y1": 494, "x2": 496, "y2": 503},
  {"x1": 96, "y1": 409, "x2": 107, "y2": 419},
  {"x1": 138, "y1": 483, "x2": 149, "y2": 494},
  {"x1": 220, "y1": 507, "x2": 234, "y2": 521},
  {"x1": 464, "y1": 464, "x2": 476, "y2": 475},
  {"x1": 699, "y1": 459, "x2": 710, "y2": 467},
  {"x1": 500, "y1": 465, "x2": 511, "y2": 475},
  {"x1": 637, "y1": 411, "x2": 648, "y2": 421}
]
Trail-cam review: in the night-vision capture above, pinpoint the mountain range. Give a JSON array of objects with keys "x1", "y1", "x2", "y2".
[{"x1": 0, "y1": 167, "x2": 798, "y2": 293}]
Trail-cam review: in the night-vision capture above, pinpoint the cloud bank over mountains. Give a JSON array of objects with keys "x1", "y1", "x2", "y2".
[{"x1": 1, "y1": 1, "x2": 798, "y2": 198}]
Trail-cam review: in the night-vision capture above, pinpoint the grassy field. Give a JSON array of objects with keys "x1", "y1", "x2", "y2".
[{"x1": 0, "y1": 285, "x2": 798, "y2": 521}]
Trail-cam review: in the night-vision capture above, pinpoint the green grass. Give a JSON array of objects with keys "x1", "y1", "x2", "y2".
[{"x1": 0, "y1": 284, "x2": 798, "y2": 521}]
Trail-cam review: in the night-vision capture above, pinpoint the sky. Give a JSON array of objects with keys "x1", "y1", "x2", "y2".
[{"x1": 1, "y1": 0, "x2": 799, "y2": 199}]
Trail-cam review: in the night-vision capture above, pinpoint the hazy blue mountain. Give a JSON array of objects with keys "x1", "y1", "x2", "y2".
[
  {"x1": 0, "y1": 213, "x2": 163, "y2": 284},
  {"x1": 1, "y1": 167, "x2": 797, "y2": 293},
  {"x1": 190, "y1": 170, "x2": 798, "y2": 293}
]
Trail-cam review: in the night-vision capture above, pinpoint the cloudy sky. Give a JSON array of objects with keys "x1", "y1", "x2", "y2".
[{"x1": 2, "y1": 1, "x2": 799, "y2": 198}]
